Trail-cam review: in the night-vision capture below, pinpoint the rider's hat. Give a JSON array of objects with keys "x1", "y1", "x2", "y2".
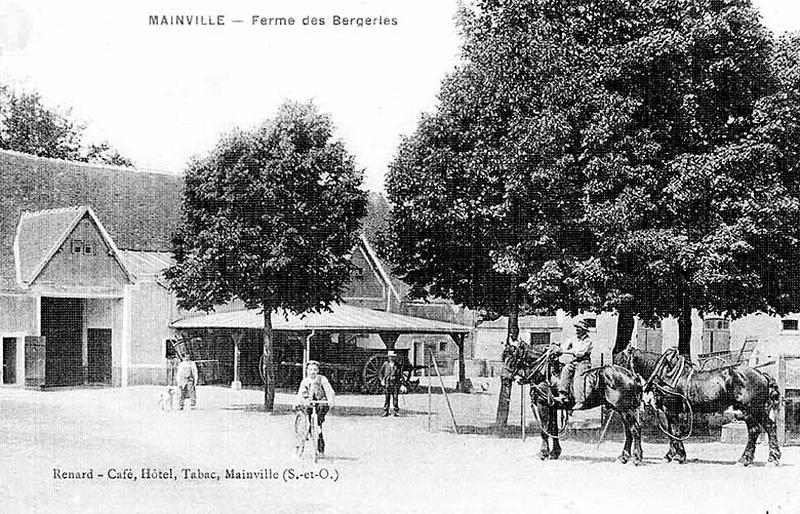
[
  {"x1": 306, "y1": 360, "x2": 320, "y2": 367},
  {"x1": 387, "y1": 351, "x2": 396, "y2": 357}
]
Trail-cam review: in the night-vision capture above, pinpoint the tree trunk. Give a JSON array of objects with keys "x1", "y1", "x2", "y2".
[
  {"x1": 612, "y1": 302, "x2": 635, "y2": 355},
  {"x1": 262, "y1": 307, "x2": 276, "y2": 411},
  {"x1": 677, "y1": 301, "x2": 692, "y2": 357},
  {"x1": 494, "y1": 279, "x2": 519, "y2": 427}
]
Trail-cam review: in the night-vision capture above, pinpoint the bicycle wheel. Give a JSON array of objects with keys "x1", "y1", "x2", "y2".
[
  {"x1": 311, "y1": 409, "x2": 321, "y2": 463},
  {"x1": 294, "y1": 410, "x2": 310, "y2": 458}
]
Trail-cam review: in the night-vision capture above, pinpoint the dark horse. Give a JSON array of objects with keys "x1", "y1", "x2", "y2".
[
  {"x1": 615, "y1": 346, "x2": 781, "y2": 466},
  {"x1": 501, "y1": 341, "x2": 644, "y2": 465}
]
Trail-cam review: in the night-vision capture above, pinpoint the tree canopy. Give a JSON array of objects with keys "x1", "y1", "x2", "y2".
[
  {"x1": 0, "y1": 87, "x2": 133, "y2": 166},
  {"x1": 388, "y1": 0, "x2": 800, "y2": 365},
  {"x1": 165, "y1": 100, "x2": 368, "y2": 410}
]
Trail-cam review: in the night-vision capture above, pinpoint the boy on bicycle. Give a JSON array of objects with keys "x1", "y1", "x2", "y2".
[{"x1": 295, "y1": 360, "x2": 335, "y2": 455}]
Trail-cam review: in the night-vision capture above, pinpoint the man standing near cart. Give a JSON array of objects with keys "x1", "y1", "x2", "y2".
[
  {"x1": 380, "y1": 351, "x2": 403, "y2": 417},
  {"x1": 176, "y1": 352, "x2": 199, "y2": 410}
]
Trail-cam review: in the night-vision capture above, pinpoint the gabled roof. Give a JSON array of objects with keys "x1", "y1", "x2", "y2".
[
  {"x1": 356, "y1": 234, "x2": 403, "y2": 307},
  {"x1": 14, "y1": 205, "x2": 134, "y2": 287},
  {"x1": 0, "y1": 150, "x2": 182, "y2": 292}
]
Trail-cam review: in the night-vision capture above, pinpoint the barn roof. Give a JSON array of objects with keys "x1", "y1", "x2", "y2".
[
  {"x1": 14, "y1": 205, "x2": 134, "y2": 286},
  {"x1": 171, "y1": 302, "x2": 472, "y2": 334},
  {"x1": 0, "y1": 150, "x2": 182, "y2": 292}
]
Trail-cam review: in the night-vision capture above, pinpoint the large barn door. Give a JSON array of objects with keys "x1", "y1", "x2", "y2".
[
  {"x1": 87, "y1": 329, "x2": 112, "y2": 384},
  {"x1": 41, "y1": 297, "x2": 84, "y2": 386}
]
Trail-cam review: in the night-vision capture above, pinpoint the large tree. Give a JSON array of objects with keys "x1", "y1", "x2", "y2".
[
  {"x1": 165, "y1": 101, "x2": 368, "y2": 411},
  {"x1": 579, "y1": 0, "x2": 800, "y2": 355},
  {"x1": 386, "y1": 1, "x2": 600, "y2": 424}
]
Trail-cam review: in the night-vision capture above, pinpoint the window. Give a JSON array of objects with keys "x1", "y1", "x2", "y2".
[
  {"x1": 782, "y1": 319, "x2": 798, "y2": 332},
  {"x1": 71, "y1": 240, "x2": 84, "y2": 254},
  {"x1": 439, "y1": 342, "x2": 448, "y2": 352},
  {"x1": 583, "y1": 318, "x2": 597, "y2": 331},
  {"x1": 84, "y1": 243, "x2": 94, "y2": 255},
  {"x1": 530, "y1": 332, "x2": 550, "y2": 346}
]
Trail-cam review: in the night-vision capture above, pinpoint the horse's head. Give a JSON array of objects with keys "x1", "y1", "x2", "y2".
[
  {"x1": 613, "y1": 343, "x2": 636, "y2": 369},
  {"x1": 500, "y1": 339, "x2": 527, "y2": 381}
]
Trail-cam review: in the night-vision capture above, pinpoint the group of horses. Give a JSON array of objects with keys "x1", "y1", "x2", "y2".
[{"x1": 500, "y1": 340, "x2": 782, "y2": 467}]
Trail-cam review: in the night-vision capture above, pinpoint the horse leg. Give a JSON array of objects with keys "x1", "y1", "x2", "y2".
[
  {"x1": 667, "y1": 412, "x2": 687, "y2": 464},
  {"x1": 628, "y1": 411, "x2": 643, "y2": 466},
  {"x1": 662, "y1": 414, "x2": 676, "y2": 462},
  {"x1": 738, "y1": 415, "x2": 761, "y2": 467},
  {"x1": 618, "y1": 413, "x2": 631, "y2": 464},
  {"x1": 549, "y1": 407, "x2": 562, "y2": 460},
  {"x1": 537, "y1": 404, "x2": 551, "y2": 460},
  {"x1": 758, "y1": 409, "x2": 782, "y2": 466}
]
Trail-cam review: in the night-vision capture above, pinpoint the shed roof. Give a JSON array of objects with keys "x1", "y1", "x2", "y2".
[{"x1": 172, "y1": 303, "x2": 472, "y2": 334}]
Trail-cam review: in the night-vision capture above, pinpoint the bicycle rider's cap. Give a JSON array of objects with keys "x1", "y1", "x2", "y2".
[
  {"x1": 307, "y1": 360, "x2": 320, "y2": 367},
  {"x1": 387, "y1": 351, "x2": 396, "y2": 357}
]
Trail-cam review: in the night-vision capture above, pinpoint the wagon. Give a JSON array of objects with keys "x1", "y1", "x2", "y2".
[{"x1": 277, "y1": 348, "x2": 426, "y2": 394}]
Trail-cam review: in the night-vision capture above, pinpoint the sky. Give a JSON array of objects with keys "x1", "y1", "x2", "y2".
[{"x1": 0, "y1": 0, "x2": 798, "y2": 193}]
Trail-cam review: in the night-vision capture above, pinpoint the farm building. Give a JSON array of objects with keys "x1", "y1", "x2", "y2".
[{"x1": 0, "y1": 150, "x2": 474, "y2": 391}]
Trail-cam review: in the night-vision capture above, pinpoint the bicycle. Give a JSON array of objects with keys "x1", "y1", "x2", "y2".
[{"x1": 294, "y1": 400, "x2": 329, "y2": 462}]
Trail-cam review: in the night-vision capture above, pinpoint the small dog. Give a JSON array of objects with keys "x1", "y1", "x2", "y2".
[{"x1": 158, "y1": 386, "x2": 178, "y2": 411}]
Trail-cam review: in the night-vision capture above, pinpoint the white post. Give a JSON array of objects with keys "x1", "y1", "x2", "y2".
[
  {"x1": 304, "y1": 330, "x2": 315, "y2": 378},
  {"x1": 121, "y1": 285, "x2": 132, "y2": 387},
  {"x1": 231, "y1": 331, "x2": 242, "y2": 390}
]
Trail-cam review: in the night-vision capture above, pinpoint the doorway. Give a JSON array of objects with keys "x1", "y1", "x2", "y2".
[
  {"x1": 41, "y1": 297, "x2": 84, "y2": 386},
  {"x1": 87, "y1": 329, "x2": 112, "y2": 384},
  {"x1": 2, "y1": 337, "x2": 16, "y2": 384}
]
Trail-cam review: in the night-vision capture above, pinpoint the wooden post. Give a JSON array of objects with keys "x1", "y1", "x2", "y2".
[
  {"x1": 427, "y1": 349, "x2": 432, "y2": 433},
  {"x1": 777, "y1": 354, "x2": 787, "y2": 446},
  {"x1": 452, "y1": 332, "x2": 471, "y2": 393},
  {"x1": 521, "y1": 383, "x2": 526, "y2": 441},
  {"x1": 432, "y1": 354, "x2": 459, "y2": 435}
]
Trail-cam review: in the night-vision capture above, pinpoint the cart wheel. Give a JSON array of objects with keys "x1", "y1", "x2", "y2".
[
  {"x1": 362, "y1": 355, "x2": 385, "y2": 394},
  {"x1": 294, "y1": 410, "x2": 309, "y2": 458},
  {"x1": 700, "y1": 356, "x2": 727, "y2": 370}
]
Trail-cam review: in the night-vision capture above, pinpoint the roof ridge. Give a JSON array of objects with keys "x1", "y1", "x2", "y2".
[
  {"x1": 21, "y1": 205, "x2": 86, "y2": 218},
  {"x1": 0, "y1": 148, "x2": 177, "y2": 177}
]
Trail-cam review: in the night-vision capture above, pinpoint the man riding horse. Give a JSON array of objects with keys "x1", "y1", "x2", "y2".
[{"x1": 552, "y1": 322, "x2": 593, "y2": 410}]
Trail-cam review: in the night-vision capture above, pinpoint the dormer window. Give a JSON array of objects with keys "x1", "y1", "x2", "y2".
[
  {"x1": 84, "y1": 243, "x2": 94, "y2": 255},
  {"x1": 71, "y1": 240, "x2": 83, "y2": 254}
]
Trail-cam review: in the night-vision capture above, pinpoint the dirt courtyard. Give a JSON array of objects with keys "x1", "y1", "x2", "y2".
[{"x1": 1, "y1": 383, "x2": 797, "y2": 513}]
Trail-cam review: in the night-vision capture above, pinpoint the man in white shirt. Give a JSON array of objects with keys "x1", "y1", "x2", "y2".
[
  {"x1": 295, "y1": 361, "x2": 335, "y2": 454},
  {"x1": 554, "y1": 326, "x2": 593, "y2": 410},
  {"x1": 176, "y1": 353, "x2": 199, "y2": 410}
]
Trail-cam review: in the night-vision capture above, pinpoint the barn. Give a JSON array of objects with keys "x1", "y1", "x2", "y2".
[{"x1": 0, "y1": 150, "x2": 475, "y2": 390}]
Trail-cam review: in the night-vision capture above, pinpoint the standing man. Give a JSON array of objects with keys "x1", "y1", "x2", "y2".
[
  {"x1": 380, "y1": 351, "x2": 403, "y2": 417},
  {"x1": 176, "y1": 353, "x2": 199, "y2": 410}
]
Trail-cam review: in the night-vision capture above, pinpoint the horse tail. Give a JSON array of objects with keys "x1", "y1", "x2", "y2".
[{"x1": 764, "y1": 372, "x2": 781, "y2": 420}]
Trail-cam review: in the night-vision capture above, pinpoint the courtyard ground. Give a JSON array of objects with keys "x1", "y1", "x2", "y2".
[{"x1": 0, "y1": 381, "x2": 797, "y2": 513}]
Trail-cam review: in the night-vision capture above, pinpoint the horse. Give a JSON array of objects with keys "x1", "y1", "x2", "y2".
[
  {"x1": 614, "y1": 345, "x2": 781, "y2": 466},
  {"x1": 501, "y1": 341, "x2": 644, "y2": 465}
]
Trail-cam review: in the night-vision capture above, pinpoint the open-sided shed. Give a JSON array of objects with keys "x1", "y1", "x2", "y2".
[{"x1": 171, "y1": 302, "x2": 473, "y2": 391}]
